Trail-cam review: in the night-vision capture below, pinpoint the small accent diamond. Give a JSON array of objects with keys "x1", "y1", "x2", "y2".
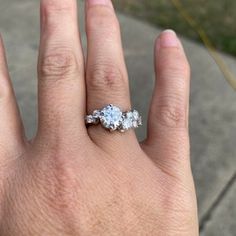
[
  {"x1": 93, "y1": 110, "x2": 100, "y2": 118},
  {"x1": 86, "y1": 115, "x2": 96, "y2": 124},
  {"x1": 120, "y1": 110, "x2": 142, "y2": 131},
  {"x1": 121, "y1": 112, "x2": 133, "y2": 131},
  {"x1": 132, "y1": 110, "x2": 139, "y2": 120}
]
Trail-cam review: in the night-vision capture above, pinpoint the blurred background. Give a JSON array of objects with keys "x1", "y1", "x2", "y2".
[
  {"x1": 0, "y1": 0, "x2": 236, "y2": 235},
  {"x1": 115, "y1": 0, "x2": 236, "y2": 56}
]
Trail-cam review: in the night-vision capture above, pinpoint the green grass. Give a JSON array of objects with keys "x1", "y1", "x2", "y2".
[{"x1": 114, "y1": 0, "x2": 236, "y2": 56}]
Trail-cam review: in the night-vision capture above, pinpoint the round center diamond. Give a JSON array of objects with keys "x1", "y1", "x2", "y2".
[{"x1": 100, "y1": 104, "x2": 123, "y2": 130}]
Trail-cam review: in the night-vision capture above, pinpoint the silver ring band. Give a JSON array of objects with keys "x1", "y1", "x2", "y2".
[{"x1": 85, "y1": 104, "x2": 142, "y2": 132}]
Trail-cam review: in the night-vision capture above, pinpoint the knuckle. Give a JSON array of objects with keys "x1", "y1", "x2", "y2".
[
  {"x1": 155, "y1": 95, "x2": 187, "y2": 129},
  {"x1": 87, "y1": 62, "x2": 126, "y2": 92},
  {"x1": 39, "y1": 49, "x2": 78, "y2": 80}
]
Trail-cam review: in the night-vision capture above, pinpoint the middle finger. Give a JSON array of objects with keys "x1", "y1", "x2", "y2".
[{"x1": 37, "y1": 0, "x2": 86, "y2": 140}]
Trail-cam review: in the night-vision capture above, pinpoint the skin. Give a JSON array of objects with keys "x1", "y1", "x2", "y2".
[{"x1": 0, "y1": 0, "x2": 199, "y2": 235}]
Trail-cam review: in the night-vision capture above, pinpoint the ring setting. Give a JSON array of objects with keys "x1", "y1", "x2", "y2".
[{"x1": 85, "y1": 104, "x2": 142, "y2": 132}]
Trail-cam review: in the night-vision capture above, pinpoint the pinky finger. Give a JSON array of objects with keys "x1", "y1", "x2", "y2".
[{"x1": 143, "y1": 30, "x2": 191, "y2": 173}]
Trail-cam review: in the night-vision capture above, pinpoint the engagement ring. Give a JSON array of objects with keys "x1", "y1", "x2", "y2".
[{"x1": 85, "y1": 104, "x2": 142, "y2": 132}]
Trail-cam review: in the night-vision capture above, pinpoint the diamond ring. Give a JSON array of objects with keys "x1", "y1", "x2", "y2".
[{"x1": 85, "y1": 104, "x2": 142, "y2": 132}]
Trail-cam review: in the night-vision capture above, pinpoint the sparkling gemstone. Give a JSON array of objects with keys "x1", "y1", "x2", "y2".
[
  {"x1": 138, "y1": 117, "x2": 142, "y2": 126},
  {"x1": 132, "y1": 120, "x2": 139, "y2": 128},
  {"x1": 126, "y1": 111, "x2": 133, "y2": 119},
  {"x1": 100, "y1": 104, "x2": 123, "y2": 130},
  {"x1": 93, "y1": 110, "x2": 100, "y2": 118},
  {"x1": 132, "y1": 110, "x2": 139, "y2": 120},
  {"x1": 122, "y1": 113, "x2": 133, "y2": 130},
  {"x1": 120, "y1": 110, "x2": 142, "y2": 131},
  {"x1": 92, "y1": 110, "x2": 100, "y2": 124},
  {"x1": 86, "y1": 115, "x2": 95, "y2": 124}
]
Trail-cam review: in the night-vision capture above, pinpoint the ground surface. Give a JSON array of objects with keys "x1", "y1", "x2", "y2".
[{"x1": 0, "y1": 0, "x2": 236, "y2": 235}]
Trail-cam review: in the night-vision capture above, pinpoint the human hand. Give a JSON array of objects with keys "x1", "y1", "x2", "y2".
[{"x1": 0, "y1": 0, "x2": 198, "y2": 235}]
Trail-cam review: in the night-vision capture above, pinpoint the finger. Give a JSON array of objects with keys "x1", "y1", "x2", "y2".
[
  {"x1": 0, "y1": 36, "x2": 25, "y2": 159},
  {"x1": 143, "y1": 30, "x2": 191, "y2": 173},
  {"x1": 85, "y1": 0, "x2": 136, "y2": 146},
  {"x1": 37, "y1": 0, "x2": 86, "y2": 140},
  {"x1": 86, "y1": 0, "x2": 130, "y2": 111}
]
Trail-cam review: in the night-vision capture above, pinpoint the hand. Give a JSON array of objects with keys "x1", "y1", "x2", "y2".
[{"x1": 0, "y1": 0, "x2": 198, "y2": 235}]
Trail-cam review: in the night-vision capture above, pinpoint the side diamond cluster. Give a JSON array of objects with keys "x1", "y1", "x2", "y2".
[{"x1": 120, "y1": 110, "x2": 142, "y2": 132}]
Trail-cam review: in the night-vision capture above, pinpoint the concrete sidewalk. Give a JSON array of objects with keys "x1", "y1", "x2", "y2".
[{"x1": 0, "y1": 0, "x2": 236, "y2": 235}]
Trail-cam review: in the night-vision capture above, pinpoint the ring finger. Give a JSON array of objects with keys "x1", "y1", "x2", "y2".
[{"x1": 85, "y1": 0, "x2": 136, "y2": 146}]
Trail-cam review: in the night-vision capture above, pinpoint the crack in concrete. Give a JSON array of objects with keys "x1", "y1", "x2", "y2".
[{"x1": 199, "y1": 172, "x2": 236, "y2": 233}]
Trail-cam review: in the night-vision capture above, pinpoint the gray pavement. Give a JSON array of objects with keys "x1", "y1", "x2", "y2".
[
  {"x1": 201, "y1": 174, "x2": 236, "y2": 236},
  {"x1": 0, "y1": 0, "x2": 236, "y2": 235}
]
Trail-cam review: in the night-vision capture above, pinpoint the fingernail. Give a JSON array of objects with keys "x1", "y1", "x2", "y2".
[
  {"x1": 157, "y1": 29, "x2": 180, "y2": 50},
  {"x1": 86, "y1": 0, "x2": 113, "y2": 7}
]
